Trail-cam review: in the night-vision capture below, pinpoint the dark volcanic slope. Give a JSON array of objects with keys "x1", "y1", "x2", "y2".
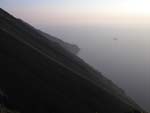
[{"x1": 0, "y1": 8, "x2": 144, "y2": 113}]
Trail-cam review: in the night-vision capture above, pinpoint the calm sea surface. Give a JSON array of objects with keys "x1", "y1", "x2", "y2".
[{"x1": 39, "y1": 24, "x2": 150, "y2": 111}]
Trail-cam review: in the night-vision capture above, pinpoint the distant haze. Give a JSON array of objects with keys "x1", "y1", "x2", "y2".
[
  {"x1": 40, "y1": 24, "x2": 150, "y2": 112},
  {"x1": 0, "y1": 0, "x2": 150, "y2": 112}
]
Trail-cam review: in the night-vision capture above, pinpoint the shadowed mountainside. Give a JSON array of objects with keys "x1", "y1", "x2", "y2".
[{"x1": 0, "y1": 8, "x2": 145, "y2": 113}]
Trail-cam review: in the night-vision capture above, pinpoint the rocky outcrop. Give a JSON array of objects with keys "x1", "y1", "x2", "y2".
[
  {"x1": 0, "y1": 8, "x2": 144, "y2": 113},
  {"x1": 38, "y1": 30, "x2": 80, "y2": 55}
]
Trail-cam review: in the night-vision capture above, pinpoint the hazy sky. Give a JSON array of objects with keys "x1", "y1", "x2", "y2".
[
  {"x1": 1, "y1": 0, "x2": 150, "y2": 25},
  {"x1": 0, "y1": 0, "x2": 150, "y2": 111}
]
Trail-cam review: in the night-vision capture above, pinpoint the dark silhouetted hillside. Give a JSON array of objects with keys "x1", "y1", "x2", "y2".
[{"x1": 0, "y1": 8, "x2": 145, "y2": 113}]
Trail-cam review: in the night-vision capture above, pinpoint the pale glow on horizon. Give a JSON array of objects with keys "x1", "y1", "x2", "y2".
[{"x1": 1, "y1": 0, "x2": 150, "y2": 25}]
